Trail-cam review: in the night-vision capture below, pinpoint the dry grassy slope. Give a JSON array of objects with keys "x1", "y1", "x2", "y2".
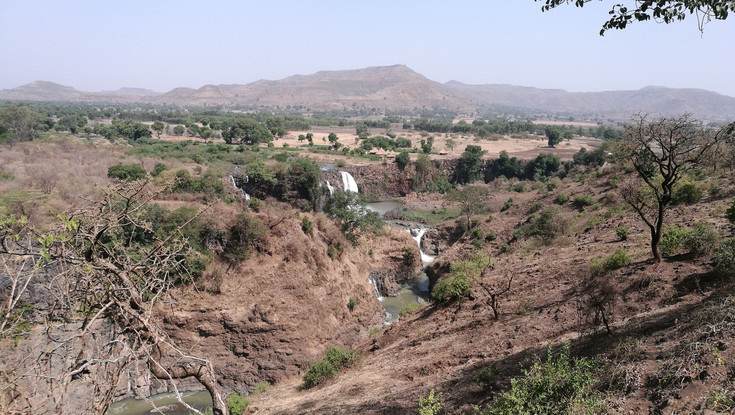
[
  {"x1": 250, "y1": 170, "x2": 735, "y2": 414},
  {"x1": 160, "y1": 207, "x2": 421, "y2": 395}
]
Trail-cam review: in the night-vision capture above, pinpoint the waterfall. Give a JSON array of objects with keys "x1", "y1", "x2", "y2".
[
  {"x1": 409, "y1": 228, "x2": 437, "y2": 264},
  {"x1": 325, "y1": 181, "x2": 335, "y2": 196},
  {"x1": 229, "y1": 173, "x2": 251, "y2": 201},
  {"x1": 340, "y1": 171, "x2": 359, "y2": 193},
  {"x1": 369, "y1": 278, "x2": 383, "y2": 300}
]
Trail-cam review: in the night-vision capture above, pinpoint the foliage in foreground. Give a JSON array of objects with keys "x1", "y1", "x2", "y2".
[
  {"x1": 418, "y1": 389, "x2": 443, "y2": 415},
  {"x1": 432, "y1": 251, "x2": 494, "y2": 303},
  {"x1": 476, "y1": 344, "x2": 605, "y2": 415},
  {"x1": 301, "y1": 347, "x2": 361, "y2": 389}
]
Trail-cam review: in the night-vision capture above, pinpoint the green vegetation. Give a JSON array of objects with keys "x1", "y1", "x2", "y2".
[
  {"x1": 672, "y1": 182, "x2": 703, "y2": 205},
  {"x1": 399, "y1": 302, "x2": 422, "y2": 317},
  {"x1": 432, "y1": 251, "x2": 494, "y2": 303},
  {"x1": 555, "y1": 193, "x2": 570, "y2": 204},
  {"x1": 324, "y1": 190, "x2": 383, "y2": 245},
  {"x1": 301, "y1": 347, "x2": 361, "y2": 389},
  {"x1": 301, "y1": 216, "x2": 313, "y2": 235},
  {"x1": 520, "y1": 207, "x2": 569, "y2": 245},
  {"x1": 417, "y1": 389, "x2": 443, "y2": 415},
  {"x1": 227, "y1": 392, "x2": 250, "y2": 415},
  {"x1": 500, "y1": 198, "x2": 514, "y2": 212},
  {"x1": 572, "y1": 195, "x2": 595, "y2": 209},
  {"x1": 476, "y1": 344, "x2": 604, "y2": 415},
  {"x1": 393, "y1": 206, "x2": 462, "y2": 225},
  {"x1": 615, "y1": 225, "x2": 631, "y2": 241},
  {"x1": 659, "y1": 225, "x2": 690, "y2": 257},
  {"x1": 475, "y1": 364, "x2": 499, "y2": 391},
  {"x1": 590, "y1": 248, "x2": 632, "y2": 276},
  {"x1": 107, "y1": 163, "x2": 147, "y2": 181},
  {"x1": 714, "y1": 239, "x2": 735, "y2": 279},
  {"x1": 347, "y1": 297, "x2": 357, "y2": 311}
]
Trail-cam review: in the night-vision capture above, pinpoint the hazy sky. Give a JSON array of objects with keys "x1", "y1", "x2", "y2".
[{"x1": 2, "y1": 1, "x2": 734, "y2": 96}]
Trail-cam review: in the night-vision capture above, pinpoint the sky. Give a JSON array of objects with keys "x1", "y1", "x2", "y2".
[{"x1": 1, "y1": 1, "x2": 734, "y2": 96}]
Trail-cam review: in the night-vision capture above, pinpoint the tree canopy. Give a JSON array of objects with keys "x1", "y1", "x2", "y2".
[
  {"x1": 222, "y1": 118, "x2": 273, "y2": 145},
  {"x1": 537, "y1": 0, "x2": 735, "y2": 35}
]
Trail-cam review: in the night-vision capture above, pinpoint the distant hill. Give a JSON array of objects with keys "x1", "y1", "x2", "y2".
[{"x1": 2, "y1": 65, "x2": 734, "y2": 121}]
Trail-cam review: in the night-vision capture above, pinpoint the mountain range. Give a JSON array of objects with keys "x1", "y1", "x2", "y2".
[{"x1": 2, "y1": 65, "x2": 734, "y2": 121}]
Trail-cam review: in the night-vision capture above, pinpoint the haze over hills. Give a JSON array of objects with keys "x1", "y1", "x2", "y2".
[{"x1": 2, "y1": 65, "x2": 734, "y2": 121}]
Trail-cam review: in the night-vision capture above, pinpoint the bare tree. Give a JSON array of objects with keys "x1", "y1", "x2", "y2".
[
  {"x1": 477, "y1": 271, "x2": 514, "y2": 320},
  {"x1": 0, "y1": 180, "x2": 228, "y2": 414},
  {"x1": 620, "y1": 114, "x2": 729, "y2": 262}
]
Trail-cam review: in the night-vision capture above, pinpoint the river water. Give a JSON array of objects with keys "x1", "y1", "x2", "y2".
[{"x1": 106, "y1": 390, "x2": 212, "y2": 415}]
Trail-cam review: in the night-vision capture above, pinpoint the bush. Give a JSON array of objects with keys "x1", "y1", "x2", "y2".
[
  {"x1": 301, "y1": 216, "x2": 313, "y2": 235},
  {"x1": 659, "y1": 225, "x2": 690, "y2": 257},
  {"x1": 500, "y1": 198, "x2": 514, "y2": 212},
  {"x1": 726, "y1": 199, "x2": 735, "y2": 224},
  {"x1": 150, "y1": 162, "x2": 167, "y2": 177},
  {"x1": 475, "y1": 364, "x2": 499, "y2": 391},
  {"x1": 107, "y1": 163, "x2": 147, "y2": 181},
  {"x1": 683, "y1": 223, "x2": 719, "y2": 257},
  {"x1": 485, "y1": 232, "x2": 497, "y2": 241},
  {"x1": 591, "y1": 248, "x2": 631, "y2": 276},
  {"x1": 555, "y1": 193, "x2": 570, "y2": 205},
  {"x1": 327, "y1": 244, "x2": 337, "y2": 259},
  {"x1": 572, "y1": 195, "x2": 595, "y2": 209},
  {"x1": 418, "y1": 390, "x2": 443, "y2": 415},
  {"x1": 399, "y1": 302, "x2": 421, "y2": 317},
  {"x1": 248, "y1": 197, "x2": 261, "y2": 212},
  {"x1": 334, "y1": 159, "x2": 347, "y2": 168},
  {"x1": 432, "y1": 251, "x2": 493, "y2": 303},
  {"x1": 347, "y1": 297, "x2": 357, "y2": 311},
  {"x1": 615, "y1": 225, "x2": 631, "y2": 241},
  {"x1": 302, "y1": 347, "x2": 361, "y2": 389},
  {"x1": 672, "y1": 182, "x2": 703, "y2": 205},
  {"x1": 714, "y1": 239, "x2": 735, "y2": 279},
  {"x1": 227, "y1": 392, "x2": 250, "y2": 415},
  {"x1": 527, "y1": 202, "x2": 544, "y2": 215},
  {"x1": 476, "y1": 344, "x2": 604, "y2": 415}
]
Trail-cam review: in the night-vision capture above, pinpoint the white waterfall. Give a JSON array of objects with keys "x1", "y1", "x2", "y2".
[
  {"x1": 410, "y1": 228, "x2": 437, "y2": 264},
  {"x1": 325, "y1": 181, "x2": 335, "y2": 196},
  {"x1": 340, "y1": 171, "x2": 359, "y2": 193},
  {"x1": 229, "y1": 174, "x2": 251, "y2": 201},
  {"x1": 369, "y1": 278, "x2": 383, "y2": 300}
]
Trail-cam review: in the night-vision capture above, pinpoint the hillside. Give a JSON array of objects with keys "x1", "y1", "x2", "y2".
[{"x1": 3, "y1": 65, "x2": 735, "y2": 120}]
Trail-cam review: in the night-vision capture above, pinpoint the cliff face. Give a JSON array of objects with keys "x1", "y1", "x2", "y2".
[{"x1": 158, "y1": 208, "x2": 420, "y2": 395}]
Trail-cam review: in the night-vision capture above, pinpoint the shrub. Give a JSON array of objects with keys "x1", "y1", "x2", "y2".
[
  {"x1": 615, "y1": 225, "x2": 631, "y2": 241},
  {"x1": 301, "y1": 216, "x2": 313, "y2": 235},
  {"x1": 107, "y1": 163, "x2": 147, "y2": 181},
  {"x1": 418, "y1": 390, "x2": 443, "y2": 415},
  {"x1": 334, "y1": 159, "x2": 347, "y2": 168},
  {"x1": 512, "y1": 182, "x2": 528, "y2": 193},
  {"x1": 726, "y1": 199, "x2": 735, "y2": 224},
  {"x1": 227, "y1": 392, "x2": 250, "y2": 415},
  {"x1": 485, "y1": 232, "x2": 497, "y2": 241},
  {"x1": 591, "y1": 248, "x2": 631, "y2": 276},
  {"x1": 327, "y1": 244, "x2": 337, "y2": 259},
  {"x1": 248, "y1": 197, "x2": 261, "y2": 212},
  {"x1": 672, "y1": 182, "x2": 703, "y2": 205},
  {"x1": 475, "y1": 364, "x2": 499, "y2": 391},
  {"x1": 683, "y1": 223, "x2": 719, "y2": 257},
  {"x1": 659, "y1": 225, "x2": 690, "y2": 257},
  {"x1": 500, "y1": 243, "x2": 510, "y2": 253},
  {"x1": 476, "y1": 344, "x2": 604, "y2": 415},
  {"x1": 572, "y1": 195, "x2": 595, "y2": 209},
  {"x1": 432, "y1": 251, "x2": 493, "y2": 303},
  {"x1": 150, "y1": 162, "x2": 167, "y2": 177},
  {"x1": 347, "y1": 297, "x2": 357, "y2": 311},
  {"x1": 500, "y1": 198, "x2": 514, "y2": 212},
  {"x1": 714, "y1": 239, "x2": 735, "y2": 279},
  {"x1": 527, "y1": 202, "x2": 544, "y2": 215},
  {"x1": 555, "y1": 193, "x2": 570, "y2": 204},
  {"x1": 302, "y1": 347, "x2": 360, "y2": 389},
  {"x1": 399, "y1": 302, "x2": 421, "y2": 317}
]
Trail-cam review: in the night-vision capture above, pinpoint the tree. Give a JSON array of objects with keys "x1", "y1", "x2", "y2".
[
  {"x1": 324, "y1": 190, "x2": 383, "y2": 245},
  {"x1": 0, "y1": 103, "x2": 44, "y2": 144},
  {"x1": 288, "y1": 157, "x2": 322, "y2": 210},
  {"x1": 111, "y1": 119, "x2": 152, "y2": 141},
  {"x1": 455, "y1": 145, "x2": 487, "y2": 184},
  {"x1": 537, "y1": 0, "x2": 735, "y2": 35},
  {"x1": 222, "y1": 118, "x2": 273, "y2": 145},
  {"x1": 173, "y1": 125, "x2": 185, "y2": 136},
  {"x1": 445, "y1": 185, "x2": 489, "y2": 229},
  {"x1": 396, "y1": 151, "x2": 410, "y2": 170},
  {"x1": 328, "y1": 132, "x2": 340, "y2": 149},
  {"x1": 545, "y1": 127, "x2": 563, "y2": 148},
  {"x1": 620, "y1": 114, "x2": 729, "y2": 262},
  {"x1": 0, "y1": 182, "x2": 228, "y2": 414},
  {"x1": 151, "y1": 121, "x2": 165, "y2": 138}
]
